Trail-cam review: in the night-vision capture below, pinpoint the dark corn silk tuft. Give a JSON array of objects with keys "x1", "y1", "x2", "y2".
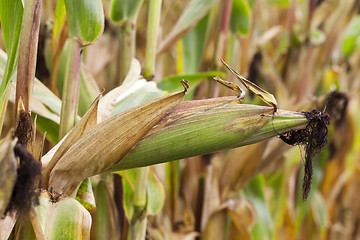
[
  {"x1": 280, "y1": 109, "x2": 330, "y2": 201},
  {"x1": 3, "y1": 144, "x2": 42, "y2": 218}
]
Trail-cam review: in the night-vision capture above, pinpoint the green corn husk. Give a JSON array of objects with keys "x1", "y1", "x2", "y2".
[
  {"x1": 108, "y1": 98, "x2": 309, "y2": 171},
  {"x1": 33, "y1": 190, "x2": 91, "y2": 239}
]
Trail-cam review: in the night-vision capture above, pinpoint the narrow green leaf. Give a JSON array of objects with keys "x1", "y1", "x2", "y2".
[
  {"x1": 182, "y1": 15, "x2": 209, "y2": 73},
  {"x1": 75, "y1": 178, "x2": 96, "y2": 212},
  {"x1": 52, "y1": 0, "x2": 66, "y2": 52},
  {"x1": 243, "y1": 175, "x2": 273, "y2": 240},
  {"x1": 64, "y1": 0, "x2": 104, "y2": 44},
  {"x1": 230, "y1": 0, "x2": 251, "y2": 35},
  {"x1": 267, "y1": 0, "x2": 290, "y2": 7},
  {"x1": 32, "y1": 114, "x2": 59, "y2": 145},
  {"x1": 110, "y1": 0, "x2": 144, "y2": 22},
  {"x1": 0, "y1": 0, "x2": 23, "y2": 90},
  {"x1": 117, "y1": 170, "x2": 137, "y2": 220},
  {"x1": 0, "y1": 0, "x2": 23, "y2": 53},
  {"x1": 312, "y1": 192, "x2": 327, "y2": 236},
  {"x1": 157, "y1": 0, "x2": 219, "y2": 54},
  {"x1": 146, "y1": 168, "x2": 165, "y2": 215},
  {"x1": 341, "y1": 15, "x2": 360, "y2": 57},
  {"x1": 0, "y1": 0, "x2": 23, "y2": 132}
]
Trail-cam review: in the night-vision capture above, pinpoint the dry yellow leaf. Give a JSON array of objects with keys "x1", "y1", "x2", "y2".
[{"x1": 221, "y1": 59, "x2": 278, "y2": 112}]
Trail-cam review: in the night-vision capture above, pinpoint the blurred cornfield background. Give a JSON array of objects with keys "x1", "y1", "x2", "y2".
[{"x1": 1, "y1": 0, "x2": 360, "y2": 239}]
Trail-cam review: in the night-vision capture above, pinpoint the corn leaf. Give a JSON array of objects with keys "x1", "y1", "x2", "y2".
[
  {"x1": 110, "y1": 0, "x2": 144, "y2": 22},
  {"x1": 146, "y1": 167, "x2": 165, "y2": 215},
  {"x1": 51, "y1": 0, "x2": 66, "y2": 54},
  {"x1": 34, "y1": 191, "x2": 92, "y2": 239},
  {"x1": 182, "y1": 15, "x2": 209, "y2": 73},
  {"x1": 75, "y1": 178, "x2": 96, "y2": 212},
  {"x1": 157, "y1": 0, "x2": 219, "y2": 54},
  {"x1": 230, "y1": 0, "x2": 251, "y2": 35},
  {"x1": 64, "y1": 0, "x2": 104, "y2": 45},
  {"x1": 341, "y1": 15, "x2": 360, "y2": 57},
  {"x1": 0, "y1": 0, "x2": 23, "y2": 93},
  {"x1": 243, "y1": 175, "x2": 273, "y2": 240}
]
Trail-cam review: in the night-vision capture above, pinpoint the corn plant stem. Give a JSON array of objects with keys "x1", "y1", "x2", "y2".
[
  {"x1": 59, "y1": 37, "x2": 82, "y2": 140},
  {"x1": 166, "y1": 159, "x2": 180, "y2": 229},
  {"x1": 133, "y1": 167, "x2": 149, "y2": 208},
  {"x1": 143, "y1": 0, "x2": 162, "y2": 79},
  {"x1": 128, "y1": 217, "x2": 147, "y2": 240},
  {"x1": 15, "y1": 0, "x2": 42, "y2": 116},
  {"x1": 130, "y1": 167, "x2": 149, "y2": 239},
  {"x1": 119, "y1": 19, "x2": 136, "y2": 85}
]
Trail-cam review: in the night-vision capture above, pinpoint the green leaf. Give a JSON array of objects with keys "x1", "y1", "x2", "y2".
[
  {"x1": 110, "y1": 0, "x2": 144, "y2": 22},
  {"x1": 230, "y1": 0, "x2": 251, "y2": 35},
  {"x1": 76, "y1": 178, "x2": 96, "y2": 212},
  {"x1": 52, "y1": 0, "x2": 66, "y2": 50},
  {"x1": 0, "y1": 0, "x2": 23, "y2": 116},
  {"x1": 311, "y1": 192, "x2": 327, "y2": 236},
  {"x1": 32, "y1": 114, "x2": 59, "y2": 145},
  {"x1": 117, "y1": 170, "x2": 136, "y2": 220},
  {"x1": 0, "y1": 0, "x2": 23, "y2": 56},
  {"x1": 243, "y1": 175, "x2": 274, "y2": 240},
  {"x1": 146, "y1": 168, "x2": 165, "y2": 215},
  {"x1": 34, "y1": 192, "x2": 92, "y2": 239},
  {"x1": 157, "y1": 0, "x2": 219, "y2": 54},
  {"x1": 64, "y1": 0, "x2": 104, "y2": 44},
  {"x1": 267, "y1": 0, "x2": 290, "y2": 7},
  {"x1": 182, "y1": 15, "x2": 209, "y2": 73},
  {"x1": 341, "y1": 15, "x2": 360, "y2": 57}
]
